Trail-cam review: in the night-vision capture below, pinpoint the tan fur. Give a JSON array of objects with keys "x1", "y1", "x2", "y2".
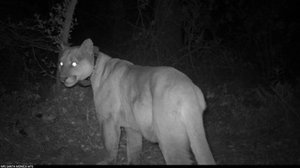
[{"x1": 59, "y1": 39, "x2": 215, "y2": 165}]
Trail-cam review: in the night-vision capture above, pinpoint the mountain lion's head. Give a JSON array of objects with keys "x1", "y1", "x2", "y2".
[{"x1": 59, "y1": 39, "x2": 94, "y2": 87}]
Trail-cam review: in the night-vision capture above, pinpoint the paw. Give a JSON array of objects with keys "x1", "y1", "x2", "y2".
[
  {"x1": 96, "y1": 160, "x2": 110, "y2": 165},
  {"x1": 96, "y1": 158, "x2": 116, "y2": 165}
]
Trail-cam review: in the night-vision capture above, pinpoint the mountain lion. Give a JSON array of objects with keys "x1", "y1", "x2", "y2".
[{"x1": 59, "y1": 38, "x2": 215, "y2": 165}]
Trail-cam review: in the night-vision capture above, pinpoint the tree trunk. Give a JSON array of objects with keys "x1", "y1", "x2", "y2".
[
  {"x1": 61, "y1": 0, "x2": 78, "y2": 45},
  {"x1": 55, "y1": 0, "x2": 78, "y2": 93}
]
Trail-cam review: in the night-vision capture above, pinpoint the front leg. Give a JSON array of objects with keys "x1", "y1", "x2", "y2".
[
  {"x1": 101, "y1": 118, "x2": 121, "y2": 164},
  {"x1": 126, "y1": 128, "x2": 142, "y2": 164}
]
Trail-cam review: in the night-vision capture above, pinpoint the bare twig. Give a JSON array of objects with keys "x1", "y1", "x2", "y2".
[
  {"x1": 269, "y1": 85, "x2": 299, "y2": 120},
  {"x1": 31, "y1": 47, "x2": 57, "y2": 80}
]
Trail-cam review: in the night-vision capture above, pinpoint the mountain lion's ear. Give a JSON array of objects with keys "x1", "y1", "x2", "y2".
[{"x1": 80, "y1": 38, "x2": 94, "y2": 55}]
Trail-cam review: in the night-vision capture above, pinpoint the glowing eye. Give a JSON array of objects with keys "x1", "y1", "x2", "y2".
[
  {"x1": 59, "y1": 62, "x2": 63, "y2": 66},
  {"x1": 71, "y1": 62, "x2": 77, "y2": 67}
]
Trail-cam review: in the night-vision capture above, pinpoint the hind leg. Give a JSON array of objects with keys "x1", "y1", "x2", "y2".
[
  {"x1": 158, "y1": 130, "x2": 192, "y2": 165},
  {"x1": 155, "y1": 118, "x2": 193, "y2": 165}
]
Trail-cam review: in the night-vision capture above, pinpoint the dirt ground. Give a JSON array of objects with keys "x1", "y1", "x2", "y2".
[{"x1": 0, "y1": 80, "x2": 299, "y2": 165}]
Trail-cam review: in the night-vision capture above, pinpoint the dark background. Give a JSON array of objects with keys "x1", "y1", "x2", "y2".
[{"x1": 0, "y1": 0, "x2": 299, "y2": 90}]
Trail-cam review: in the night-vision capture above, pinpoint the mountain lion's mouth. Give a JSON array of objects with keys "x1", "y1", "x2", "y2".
[{"x1": 64, "y1": 76, "x2": 78, "y2": 87}]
